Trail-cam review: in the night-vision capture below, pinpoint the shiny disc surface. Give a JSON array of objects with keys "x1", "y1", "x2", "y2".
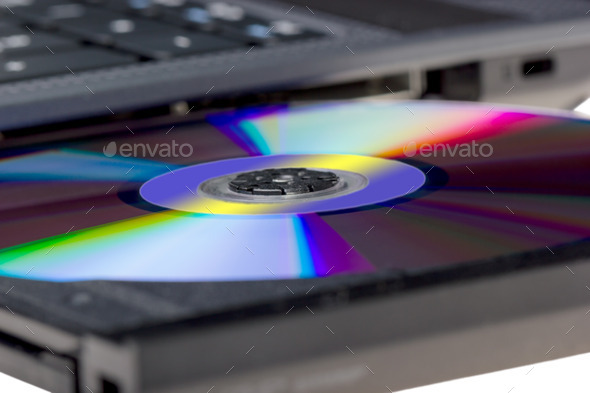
[{"x1": 1, "y1": 100, "x2": 589, "y2": 282}]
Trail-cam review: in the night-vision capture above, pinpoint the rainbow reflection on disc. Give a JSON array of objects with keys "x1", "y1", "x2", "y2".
[{"x1": 140, "y1": 154, "x2": 426, "y2": 215}]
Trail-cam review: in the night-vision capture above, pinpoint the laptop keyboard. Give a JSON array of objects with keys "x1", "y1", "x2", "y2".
[{"x1": 0, "y1": 0, "x2": 324, "y2": 83}]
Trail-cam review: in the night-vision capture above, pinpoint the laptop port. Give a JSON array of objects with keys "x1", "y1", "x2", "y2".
[
  {"x1": 522, "y1": 58, "x2": 553, "y2": 77},
  {"x1": 102, "y1": 378, "x2": 120, "y2": 393},
  {"x1": 424, "y1": 62, "x2": 480, "y2": 101}
]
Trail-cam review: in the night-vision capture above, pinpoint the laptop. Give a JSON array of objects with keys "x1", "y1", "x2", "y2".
[{"x1": 2, "y1": 1, "x2": 590, "y2": 393}]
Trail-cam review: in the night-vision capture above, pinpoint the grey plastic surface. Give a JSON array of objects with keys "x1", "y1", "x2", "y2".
[{"x1": 1, "y1": 1, "x2": 590, "y2": 131}]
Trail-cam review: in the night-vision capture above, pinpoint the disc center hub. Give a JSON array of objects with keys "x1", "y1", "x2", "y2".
[{"x1": 229, "y1": 168, "x2": 340, "y2": 196}]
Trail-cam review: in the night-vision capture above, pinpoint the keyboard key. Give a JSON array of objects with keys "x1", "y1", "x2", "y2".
[
  {"x1": 11, "y1": 2, "x2": 108, "y2": 23},
  {"x1": 0, "y1": 0, "x2": 40, "y2": 11},
  {"x1": 61, "y1": 13, "x2": 174, "y2": 44},
  {"x1": 91, "y1": 0, "x2": 186, "y2": 15},
  {"x1": 207, "y1": 2, "x2": 246, "y2": 22},
  {"x1": 111, "y1": 0, "x2": 161, "y2": 15},
  {"x1": 157, "y1": 3, "x2": 217, "y2": 31},
  {"x1": 11, "y1": 3, "x2": 173, "y2": 45},
  {"x1": 153, "y1": 0, "x2": 186, "y2": 7},
  {"x1": 6, "y1": 1, "x2": 86, "y2": 22},
  {"x1": 0, "y1": 29, "x2": 78, "y2": 56},
  {"x1": 113, "y1": 30, "x2": 244, "y2": 59},
  {"x1": 107, "y1": 0, "x2": 188, "y2": 16},
  {"x1": 202, "y1": 2, "x2": 322, "y2": 43},
  {"x1": 205, "y1": 2, "x2": 272, "y2": 41},
  {"x1": 0, "y1": 48, "x2": 135, "y2": 83},
  {"x1": 11, "y1": 2, "x2": 171, "y2": 35},
  {"x1": 0, "y1": 21, "x2": 24, "y2": 31}
]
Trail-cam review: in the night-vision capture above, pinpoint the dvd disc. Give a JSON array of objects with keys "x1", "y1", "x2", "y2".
[{"x1": 1, "y1": 100, "x2": 590, "y2": 282}]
